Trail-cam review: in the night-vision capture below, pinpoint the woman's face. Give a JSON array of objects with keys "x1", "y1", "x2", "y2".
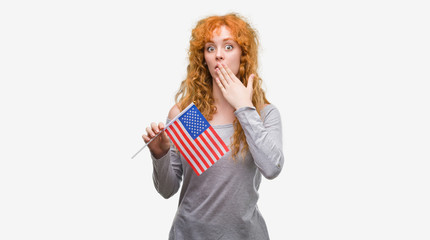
[{"x1": 204, "y1": 25, "x2": 242, "y2": 81}]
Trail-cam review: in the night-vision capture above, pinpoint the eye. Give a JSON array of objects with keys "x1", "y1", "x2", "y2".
[
  {"x1": 225, "y1": 45, "x2": 233, "y2": 50},
  {"x1": 207, "y1": 46, "x2": 215, "y2": 52}
]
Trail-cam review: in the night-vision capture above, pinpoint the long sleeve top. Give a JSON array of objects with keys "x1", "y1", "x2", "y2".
[{"x1": 151, "y1": 104, "x2": 284, "y2": 240}]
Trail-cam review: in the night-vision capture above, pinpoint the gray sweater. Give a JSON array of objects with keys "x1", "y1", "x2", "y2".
[{"x1": 151, "y1": 104, "x2": 284, "y2": 240}]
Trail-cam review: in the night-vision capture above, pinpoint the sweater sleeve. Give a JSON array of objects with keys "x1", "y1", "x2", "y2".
[
  {"x1": 234, "y1": 105, "x2": 284, "y2": 179},
  {"x1": 151, "y1": 119, "x2": 183, "y2": 199}
]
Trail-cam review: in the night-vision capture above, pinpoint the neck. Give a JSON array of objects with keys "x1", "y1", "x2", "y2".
[{"x1": 212, "y1": 79, "x2": 235, "y2": 112}]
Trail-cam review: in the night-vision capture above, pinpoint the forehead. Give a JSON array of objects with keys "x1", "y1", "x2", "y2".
[{"x1": 209, "y1": 25, "x2": 235, "y2": 41}]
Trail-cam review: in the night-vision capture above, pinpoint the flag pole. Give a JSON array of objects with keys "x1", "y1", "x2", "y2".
[
  {"x1": 131, "y1": 102, "x2": 195, "y2": 159},
  {"x1": 131, "y1": 129, "x2": 166, "y2": 159}
]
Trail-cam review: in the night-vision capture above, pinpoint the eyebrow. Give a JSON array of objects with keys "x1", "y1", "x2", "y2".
[{"x1": 205, "y1": 38, "x2": 235, "y2": 44}]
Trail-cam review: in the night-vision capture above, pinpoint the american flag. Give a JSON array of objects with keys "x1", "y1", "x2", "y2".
[{"x1": 165, "y1": 103, "x2": 229, "y2": 176}]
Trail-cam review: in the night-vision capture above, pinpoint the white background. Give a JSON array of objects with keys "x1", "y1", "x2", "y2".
[{"x1": 1, "y1": 0, "x2": 429, "y2": 239}]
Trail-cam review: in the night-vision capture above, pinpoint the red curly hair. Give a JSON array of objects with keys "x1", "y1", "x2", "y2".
[{"x1": 175, "y1": 13, "x2": 269, "y2": 160}]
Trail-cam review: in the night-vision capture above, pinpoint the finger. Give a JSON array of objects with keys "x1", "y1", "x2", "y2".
[
  {"x1": 215, "y1": 77, "x2": 227, "y2": 92},
  {"x1": 247, "y1": 74, "x2": 255, "y2": 90},
  {"x1": 146, "y1": 126, "x2": 155, "y2": 138},
  {"x1": 151, "y1": 122, "x2": 160, "y2": 134},
  {"x1": 216, "y1": 68, "x2": 229, "y2": 86},
  {"x1": 157, "y1": 122, "x2": 169, "y2": 140},
  {"x1": 222, "y1": 63, "x2": 238, "y2": 82},
  {"x1": 218, "y1": 63, "x2": 232, "y2": 83},
  {"x1": 158, "y1": 122, "x2": 165, "y2": 130},
  {"x1": 142, "y1": 134, "x2": 151, "y2": 143}
]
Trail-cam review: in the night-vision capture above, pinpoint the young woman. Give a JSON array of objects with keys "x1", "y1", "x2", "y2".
[{"x1": 142, "y1": 13, "x2": 284, "y2": 239}]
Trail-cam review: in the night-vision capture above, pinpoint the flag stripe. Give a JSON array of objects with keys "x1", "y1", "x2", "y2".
[
  {"x1": 192, "y1": 139, "x2": 214, "y2": 167},
  {"x1": 206, "y1": 127, "x2": 227, "y2": 155},
  {"x1": 209, "y1": 126, "x2": 229, "y2": 153},
  {"x1": 192, "y1": 137, "x2": 214, "y2": 166},
  {"x1": 174, "y1": 121, "x2": 210, "y2": 169},
  {"x1": 200, "y1": 133, "x2": 221, "y2": 159},
  {"x1": 165, "y1": 128, "x2": 202, "y2": 175},
  {"x1": 169, "y1": 124, "x2": 204, "y2": 174},
  {"x1": 196, "y1": 137, "x2": 217, "y2": 164},
  {"x1": 205, "y1": 130, "x2": 223, "y2": 157},
  {"x1": 195, "y1": 137, "x2": 215, "y2": 165},
  {"x1": 171, "y1": 122, "x2": 206, "y2": 172}
]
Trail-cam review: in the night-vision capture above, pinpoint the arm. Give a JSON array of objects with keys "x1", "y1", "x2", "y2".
[
  {"x1": 145, "y1": 105, "x2": 183, "y2": 198},
  {"x1": 212, "y1": 64, "x2": 284, "y2": 179},
  {"x1": 151, "y1": 141, "x2": 183, "y2": 199},
  {"x1": 235, "y1": 105, "x2": 284, "y2": 179}
]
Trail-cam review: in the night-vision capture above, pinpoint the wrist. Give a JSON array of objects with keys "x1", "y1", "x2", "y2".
[
  {"x1": 150, "y1": 149, "x2": 169, "y2": 159},
  {"x1": 234, "y1": 102, "x2": 254, "y2": 110}
]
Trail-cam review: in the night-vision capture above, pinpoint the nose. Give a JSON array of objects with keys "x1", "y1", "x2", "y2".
[{"x1": 215, "y1": 48, "x2": 224, "y2": 61}]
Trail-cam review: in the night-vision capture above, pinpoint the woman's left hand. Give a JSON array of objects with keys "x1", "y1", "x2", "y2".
[{"x1": 215, "y1": 63, "x2": 255, "y2": 110}]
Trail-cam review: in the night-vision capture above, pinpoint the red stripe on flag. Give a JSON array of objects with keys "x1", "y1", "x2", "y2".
[
  {"x1": 208, "y1": 126, "x2": 229, "y2": 153},
  {"x1": 196, "y1": 137, "x2": 217, "y2": 164},
  {"x1": 172, "y1": 122, "x2": 205, "y2": 172},
  {"x1": 169, "y1": 124, "x2": 205, "y2": 173},
  {"x1": 199, "y1": 134, "x2": 219, "y2": 160},
  {"x1": 165, "y1": 128, "x2": 201, "y2": 176},
  {"x1": 174, "y1": 121, "x2": 210, "y2": 169},
  {"x1": 205, "y1": 131, "x2": 223, "y2": 157},
  {"x1": 194, "y1": 138, "x2": 215, "y2": 165}
]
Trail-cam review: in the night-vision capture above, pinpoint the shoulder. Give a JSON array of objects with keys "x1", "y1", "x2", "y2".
[
  {"x1": 168, "y1": 104, "x2": 181, "y2": 120},
  {"x1": 261, "y1": 103, "x2": 278, "y2": 115},
  {"x1": 261, "y1": 103, "x2": 281, "y2": 123}
]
